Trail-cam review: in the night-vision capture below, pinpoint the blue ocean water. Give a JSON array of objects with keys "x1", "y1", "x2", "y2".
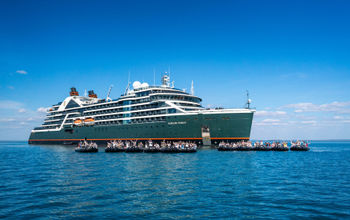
[{"x1": 0, "y1": 141, "x2": 349, "y2": 219}]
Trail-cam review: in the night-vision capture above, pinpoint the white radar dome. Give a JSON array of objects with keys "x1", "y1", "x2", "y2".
[
  {"x1": 133, "y1": 81, "x2": 142, "y2": 89},
  {"x1": 141, "y1": 82, "x2": 149, "y2": 88}
]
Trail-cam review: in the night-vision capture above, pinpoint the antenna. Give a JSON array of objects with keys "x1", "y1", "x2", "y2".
[
  {"x1": 106, "y1": 85, "x2": 114, "y2": 102},
  {"x1": 246, "y1": 90, "x2": 251, "y2": 109},
  {"x1": 191, "y1": 80, "x2": 194, "y2": 95},
  {"x1": 124, "y1": 82, "x2": 131, "y2": 95},
  {"x1": 124, "y1": 72, "x2": 131, "y2": 95}
]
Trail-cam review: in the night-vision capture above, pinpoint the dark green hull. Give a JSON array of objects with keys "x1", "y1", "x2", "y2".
[{"x1": 29, "y1": 112, "x2": 254, "y2": 145}]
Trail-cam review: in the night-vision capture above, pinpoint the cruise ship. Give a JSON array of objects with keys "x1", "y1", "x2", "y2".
[{"x1": 28, "y1": 75, "x2": 255, "y2": 145}]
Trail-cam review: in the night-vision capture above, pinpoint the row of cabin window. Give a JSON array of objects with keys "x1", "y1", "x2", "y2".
[
  {"x1": 48, "y1": 116, "x2": 64, "y2": 120},
  {"x1": 85, "y1": 109, "x2": 165, "y2": 120},
  {"x1": 85, "y1": 103, "x2": 161, "y2": 116},
  {"x1": 131, "y1": 117, "x2": 166, "y2": 123},
  {"x1": 84, "y1": 98, "x2": 151, "y2": 110},
  {"x1": 135, "y1": 91, "x2": 150, "y2": 97},
  {"x1": 94, "y1": 124, "x2": 167, "y2": 132},
  {"x1": 36, "y1": 126, "x2": 59, "y2": 130},
  {"x1": 131, "y1": 103, "x2": 159, "y2": 110},
  {"x1": 86, "y1": 103, "x2": 123, "y2": 111},
  {"x1": 148, "y1": 89, "x2": 186, "y2": 95},
  {"x1": 44, "y1": 118, "x2": 61, "y2": 123},
  {"x1": 131, "y1": 110, "x2": 165, "y2": 117},
  {"x1": 134, "y1": 89, "x2": 184, "y2": 96},
  {"x1": 43, "y1": 121, "x2": 62, "y2": 125},
  {"x1": 178, "y1": 103, "x2": 200, "y2": 107},
  {"x1": 95, "y1": 117, "x2": 165, "y2": 125},
  {"x1": 150, "y1": 95, "x2": 200, "y2": 103},
  {"x1": 131, "y1": 98, "x2": 150, "y2": 104},
  {"x1": 85, "y1": 109, "x2": 123, "y2": 116},
  {"x1": 96, "y1": 115, "x2": 123, "y2": 120}
]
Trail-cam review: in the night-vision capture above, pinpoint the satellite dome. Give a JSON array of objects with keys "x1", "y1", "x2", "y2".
[
  {"x1": 133, "y1": 81, "x2": 141, "y2": 89},
  {"x1": 141, "y1": 82, "x2": 149, "y2": 88}
]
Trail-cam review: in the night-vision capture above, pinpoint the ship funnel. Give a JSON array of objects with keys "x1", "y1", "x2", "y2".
[
  {"x1": 70, "y1": 87, "x2": 79, "y2": 96},
  {"x1": 88, "y1": 90, "x2": 97, "y2": 98}
]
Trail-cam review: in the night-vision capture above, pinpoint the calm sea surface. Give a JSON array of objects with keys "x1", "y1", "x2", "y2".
[{"x1": 0, "y1": 141, "x2": 349, "y2": 219}]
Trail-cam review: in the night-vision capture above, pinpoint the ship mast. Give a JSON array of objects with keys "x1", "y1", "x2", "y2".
[
  {"x1": 124, "y1": 72, "x2": 131, "y2": 95},
  {"x1": 191, "y1": 80, "x2": 194, "y2": 95},
  {"x1": 246, "y1": 90, "x2": 251, "y2": 109}
]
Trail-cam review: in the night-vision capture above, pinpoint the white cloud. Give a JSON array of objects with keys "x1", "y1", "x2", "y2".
[
  {"x1": 0, "y1": 118, "x2": 15, "y2": 122},
  {"x1": 254, "y1": 122, "x2": 288, "y2": 126},
  {"x1": 18, "y1": 108, "x2": 26, "y2": 113},
  {"x1": 254, "y1": 100, "x2": 350, "y2": 136},
  {"x1": 301, "y1": 120, "x2": 317, "y2": 124},
  {"x1": 0, "y1": 100, "x2": 23, "y2": 110},
  {"x1": 37, "y1": 107, "x2": 49, "y2": 113},
  {"x1": 284, "y1": 101, "x2": 350, "y2": 114},
  {"x1": 262, "y1": 119, "x2": 280, "y2": 122},
  {"x1": 16, "y1": 70, "x2": 27, "y2": 74},
  {"x1": 255, "y1": 110, "x2": 287, "y2": 117},
  {"x1": 255, "y1": 118, "x2": 286, "y2": 126}
]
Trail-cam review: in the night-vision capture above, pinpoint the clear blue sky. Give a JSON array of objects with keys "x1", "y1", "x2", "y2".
[{"x1": 1, "y1": 0, "x2": 350, "y2": 140}]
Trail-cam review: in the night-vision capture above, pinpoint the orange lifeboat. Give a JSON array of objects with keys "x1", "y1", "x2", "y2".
[
  {"x1": 73, "y1": 118, "x2": 83, "y2": 126},
  {"x1": 84, "y1": 117, "x2": 95, "y2": 126}
]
